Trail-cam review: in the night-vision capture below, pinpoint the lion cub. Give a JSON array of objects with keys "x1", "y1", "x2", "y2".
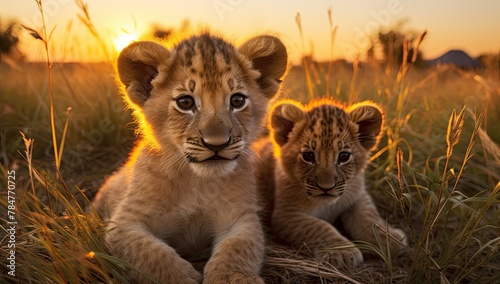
[
  {"x1": 255, "y1": 98, "x2": 406, "y2": 268},
  {"x1": 91, "y1": 33, "x2": 287, "y2": 283}
]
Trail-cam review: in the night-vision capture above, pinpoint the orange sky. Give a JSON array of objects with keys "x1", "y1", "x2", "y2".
[{"x1": 2, "y1": 0, "x2": 499, "y2": 63}]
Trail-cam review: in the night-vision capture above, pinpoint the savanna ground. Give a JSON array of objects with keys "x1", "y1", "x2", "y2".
[{"x1": 1, "y1": 4, "x2": 500, "y2": 284}]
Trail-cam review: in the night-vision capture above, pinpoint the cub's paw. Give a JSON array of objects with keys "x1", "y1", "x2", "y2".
[
  {"x1": 314, "y1": 243, "x2": 363, "y2": 269},
  {"x1": 163, "y1": 259, "x2": 202, "y2": 284},
  {"x1": 203, "y1": 273, "x2": 264, "y2": 284},
  {"x1": 180, "y1": 267, "x2": 203, "y2": 284},
  {"x1": 386, "y1": 227, "x2": 407, "y2": 255}
]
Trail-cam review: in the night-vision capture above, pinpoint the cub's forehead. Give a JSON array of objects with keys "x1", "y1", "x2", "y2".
[
  {"x1": 306, "y1": 104, "x2": 349, "y2": 132},
  {"x1": 172, "y1": 35, "x2": 245, "y2": 91},
  {"x1": 175, "y1": 34, "x2": 236, "y2": 70},
  {"x1": 304, "y1": 104, "x2": 351, "y2": 149}
]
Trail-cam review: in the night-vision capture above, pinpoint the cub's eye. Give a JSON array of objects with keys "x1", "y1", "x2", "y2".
[
  {"x1": 338, "y1": 151, "x2": 351, "y2": 165},
  {"x1": 176, "y1": 95, "x2": 195, "y2": 111},
  {"x1": 301, "y1": 151, "x2": 315, "y2": 164},
  {"x1": 230, "y1": 93, "x2": 247, "y2": 109}
]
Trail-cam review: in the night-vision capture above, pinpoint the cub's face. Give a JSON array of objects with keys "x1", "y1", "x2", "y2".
[
  {"x1": 117, "y1": 34, "x2": 287, "y2": 177},
  {"x1": 270, "y1": 99, "x2": 383, "y2": 203}
]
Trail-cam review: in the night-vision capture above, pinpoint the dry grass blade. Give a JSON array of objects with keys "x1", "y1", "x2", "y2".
[
  {"x1": 57, "y1": 107, "x2": 72, "y2": 167},
  {"x1": 75, "y1": 0, "x2": 111, "y2": 60},
  {"x1": 396, "y1": 148, "x2": 403, "y2": 184},
  {"x1": 479, "y1": 126, "x2": 500, "y2": 187},
  {"x1": 445, "y1": 106, "x2": 466, "y2": 158},
  {"x1": 20, "y1": 24, "x2": 44, "y2": 41},
  {"x1": 265, "y1": 257, "x2": 360, "y2": 284},
  {"x1": 295, "y1": 13, "x2": 303, "y2": 48},
  {"x1": 75, "y1": 0, "x2": 97, "y2": 36},
  {"x1": 264, "y1": 244, "x2": 361, "y2": 284},
  {"x1": 430, "y1": 107, "x2": 466, "y2": 224},
  {"x1": 400, "y1": 37, "x2": 408, "y2": 73},
  {"x1": 28, "y1": 0, "x2": 60, "y2": 174},
  {"x1": 477, "y1": 127, "x2": 500, "y2": 166},
  {"x1": 411, "y1": 30, "x2": 427, "y2": 63},
  {"x1": 20, "y1": 131, "x2": 35, "y2": 194},
  {"x1": 325, "y1": 7, "x2": 338, "y2": 97},
  {"x1": 295, "y1": 12, "x2": 314, "y2": 98},
  {"x1": 396, "y1": 148, "x2": 404, "y2": 195}
]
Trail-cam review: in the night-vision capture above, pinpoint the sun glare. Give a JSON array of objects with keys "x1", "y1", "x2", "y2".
[{"x1": 114, "y1": 33, "x2": 139, "y2": 51}]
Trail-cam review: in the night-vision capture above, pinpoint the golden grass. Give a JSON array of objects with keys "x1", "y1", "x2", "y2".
[{"x1": 2, "y1": 57, "x2": 499, "y2": 284}]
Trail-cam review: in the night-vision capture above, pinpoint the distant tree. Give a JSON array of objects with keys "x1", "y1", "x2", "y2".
[
  {"x1": 376, "y1": 29, "x2": 426, "y2": 67},
  {"x1": 476, "y1": 52, "x2": 499, "y2": 72},
  {"x1": 152, "y1": 26, "x2": 172, "y2": 40},
  {"x1": 151, "y1": 19, "x2": 191, "y2": 41},
  {"x1": 0, "y1": 21, "x2": 21, "y2": 63}
]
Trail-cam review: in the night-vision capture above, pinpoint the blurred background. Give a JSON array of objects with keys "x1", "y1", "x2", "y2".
[{"x1": 1, "y1": 0, "x2": 499, "y2": 63}]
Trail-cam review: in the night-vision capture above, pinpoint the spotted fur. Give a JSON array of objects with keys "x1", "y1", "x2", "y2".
[
  {"x1": 92, "y1": 33, "x2": 288, "y2": 283},
  {"x1": 255, "y1": 98, "x2": 406, "y2": 269}
]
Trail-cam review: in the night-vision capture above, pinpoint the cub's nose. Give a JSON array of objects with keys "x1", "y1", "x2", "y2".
[{"x1": 201, "y1": 138, "x2": 230, "y2": 152}]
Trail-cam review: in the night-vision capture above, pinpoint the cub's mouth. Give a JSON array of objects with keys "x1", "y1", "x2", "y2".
[
  {"x1": 305, "y1": 182, "x2": 345, "y2": 199},
  {"x1": 206, "y1": 154, "x2": 229, "y2": 161},
  {"x1": 183, "y1": 136, "x2": 244, "y2": 165},
  {"x1": 204, "y1": 153, "x2": 241, "y2": 162},
  {"x1": 323, "y1": 191, "x2": 344, "y2": 197},
  {"x1": 186, "y1": 154, "x2": 240, "y2": 163},
  {"x1": 309, "y1": 190, "x2": 344, "y2": 198}
]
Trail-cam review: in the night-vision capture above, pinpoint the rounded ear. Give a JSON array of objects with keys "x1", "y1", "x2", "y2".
[
  {"x1": 348, "y1": 102, "x2": 384, "y2": 151},
  {"x1": 117, "y1": 41, "x2": 170, "y2": 107},
  {"x1": 270, "y1": 101, "x2": 304, "y2": 147},
  {"x1": 238, "y1": 35, "x2": 288, "y2": 99}
]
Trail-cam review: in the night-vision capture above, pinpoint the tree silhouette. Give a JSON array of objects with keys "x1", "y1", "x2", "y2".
[
  {"x1": 377, "y1": 29, "x2": 426, "y2": 67},
  {"x1": 0, "y1": 21, "x2": 20, "y2": 63}
]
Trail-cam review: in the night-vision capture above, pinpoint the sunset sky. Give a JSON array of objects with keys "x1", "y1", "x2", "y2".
[{"x1": 2, "y1": 0, "x2": 499, "y2": 63}]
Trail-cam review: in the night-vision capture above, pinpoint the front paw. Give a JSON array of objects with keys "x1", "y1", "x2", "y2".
[
  {"x1": 314, "y1": 242, "x2": 363, "y2": 269},
  {"x1": 204, "y1": 273, "x2": 264, "y2": 284},
  {"x1": 386, "y1": 227, "x2": 407, "y2": 255},
  {"x1": 180, "y1": 265, "x2": 203, "y2": 284},
  {"x1": 162, "y1": 258, "x2": 202, "y2": 284}
]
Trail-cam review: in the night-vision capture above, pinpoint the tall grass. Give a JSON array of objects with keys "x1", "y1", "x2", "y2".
[
  {"x1": 1, "y1": 134, "x2": 137, "y2": 283},
  {"x1": 1, "y1": 1, "x2": 134, "y2": 282},
  {"x1": 20, "y1": 1, "x2": 62, "y2": 176},
  {"x1": 1, "y1": 1, "x2": 499, "y2": 283}
]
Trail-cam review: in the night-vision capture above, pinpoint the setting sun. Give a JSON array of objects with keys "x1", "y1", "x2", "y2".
[{"x1": 113, "y1": 33, "x2": 139, "y2": 52}]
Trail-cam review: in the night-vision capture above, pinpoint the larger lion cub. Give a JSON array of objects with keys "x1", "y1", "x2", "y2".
[
  {"x1": 92, "y1": 33, "x2": 287, "y2": 283},
  {"x1": 255, "y1": 98, "x2": 406, "y2": 269}
]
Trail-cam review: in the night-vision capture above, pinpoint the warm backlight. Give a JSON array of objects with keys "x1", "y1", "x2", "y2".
[{"x1": 113, "y1": 33, "x2": 139, "y2": 51}]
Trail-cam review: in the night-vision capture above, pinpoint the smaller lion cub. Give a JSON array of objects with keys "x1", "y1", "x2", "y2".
[{"x1": 255, "y1": 98, "x2": 406, "y2": 268}]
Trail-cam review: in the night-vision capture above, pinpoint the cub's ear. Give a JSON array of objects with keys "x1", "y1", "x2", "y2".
[
  {"x1": 348, "y1": 102, "x2": 384, "y2": 151},
  {"x1": 238, "y1": 35, "x2": 288, "y2": 98},
  {"x1": 117, "y1": 41, "x2": 170, "y2": 107},
  {"x1": 270, "y1": 101, "x2": 304, "y2": 147}
]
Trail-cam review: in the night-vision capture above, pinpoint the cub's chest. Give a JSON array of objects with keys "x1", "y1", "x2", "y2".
[
  {"x1": 132, "y1": 167, "x2": 254, "y2": 251},
  {"x1": 142, "y1": 183, "x2": 230, "y2": 251},
  {"x1": 310, "y1": 186, "x2": 364, "y2": 222},
  {"x1": 150, "y1": 207, "x2": 214, "y2": 256},
  {"x1": 145, "y1": 188, "x2": 217, "y2": 234}
]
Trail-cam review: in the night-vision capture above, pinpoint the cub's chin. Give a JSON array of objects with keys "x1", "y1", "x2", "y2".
[
  {"x1": 189, "y1": 159, "x2": 239, "y2": 178},
  {"x1": 309, "y1": 194, "x2": 340, "y2": 205}
]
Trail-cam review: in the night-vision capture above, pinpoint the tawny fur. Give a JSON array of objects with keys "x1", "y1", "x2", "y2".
[
  {"x1": 92, "y1": 33, "x2": 288, "y2": 283},
  {"x1": 254, "y1": 98, "x2": 406, "y2": 269}
]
